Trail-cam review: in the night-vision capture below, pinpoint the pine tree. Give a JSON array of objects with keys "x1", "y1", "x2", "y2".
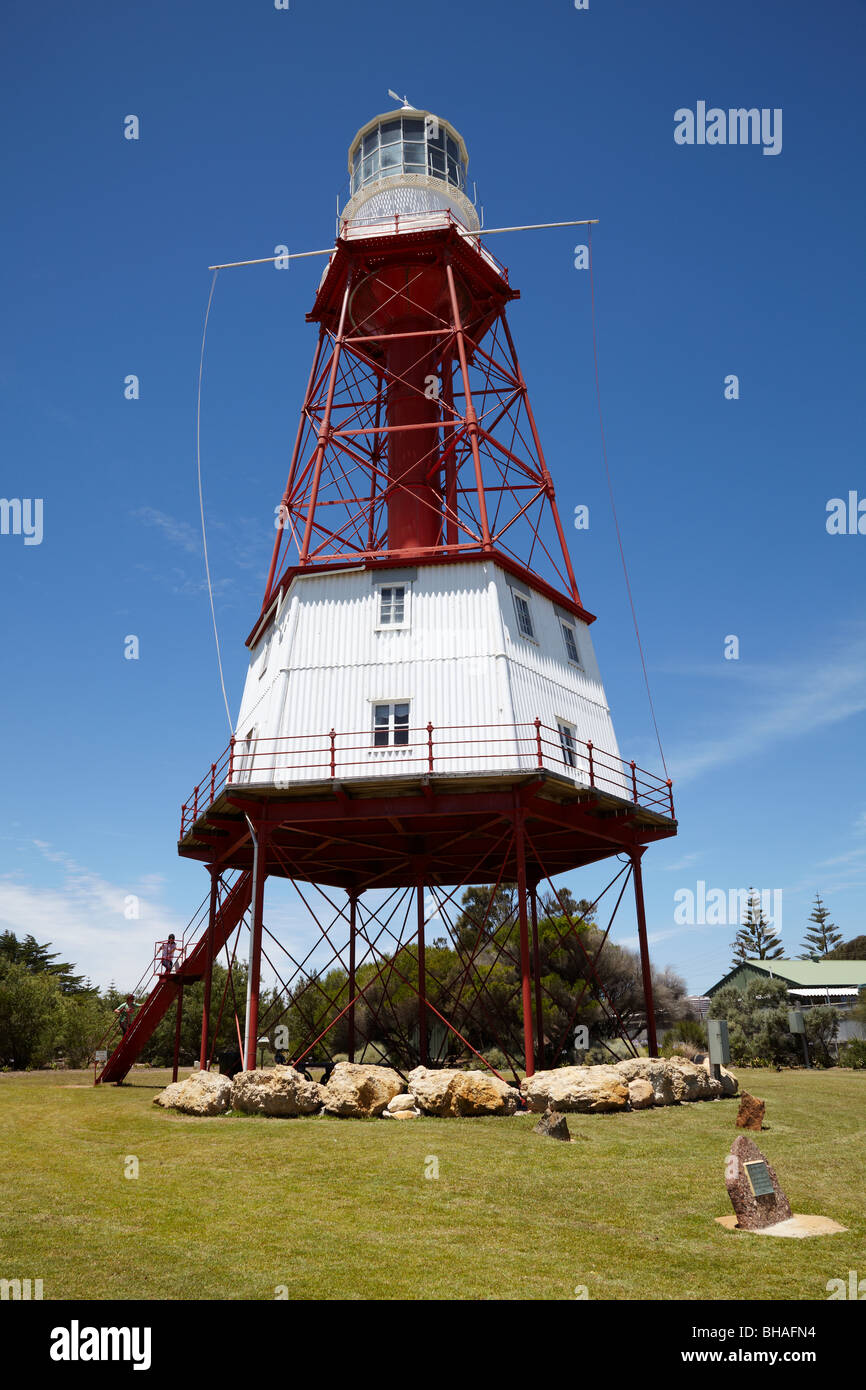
[
  {"x1": 730, "y1": 888, "x2": 785, "y2": 967},
  {"x1": 798, "y1": 893, "x2": 843, "y2": 959},
  {"x1": 0, "y1": 931, "x2": 89, "y2": 994}
]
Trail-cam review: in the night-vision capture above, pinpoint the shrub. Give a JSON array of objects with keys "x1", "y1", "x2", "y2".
[
  {"x1": 660, "y1": 1018, "x2": 707, "y2": 1059},
  {"x1": 839, "y1": 1039, "x2": 866, "y2": 1069}
]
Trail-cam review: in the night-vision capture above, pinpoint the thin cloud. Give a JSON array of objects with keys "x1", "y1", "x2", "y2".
[
  {"x1": 669, "y1": 633, "x2": 866, "y2": 785},
  {"x1": 134, "y1": 507, "x2": 202, "y2": 555}
]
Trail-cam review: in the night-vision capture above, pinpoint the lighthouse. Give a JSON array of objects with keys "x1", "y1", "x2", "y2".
[{"x1": 97, "y1": 104, "x2": 677, "y2": 1087}]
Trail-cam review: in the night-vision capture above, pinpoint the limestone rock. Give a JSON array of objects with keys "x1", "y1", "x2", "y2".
[
  {"x1": 615, "y1": 1058, "x2": 677, "y2": 1105},
  {"x1": 522, "y1": 1065, "x2": 629, "y2": 1114},
  {"x1": 533, "y1": 1108, "x2": 572, "y2": 1141},
  {"x1": 701, "y1": 1057, "x2": 739, "y2": 1096},
  {"x1": 323, "y1": 1062, "x2": 404, "y2": 1117},
  {"x1": 408, "y1": 1066, "x2": 520, "y2": 1116},
  {"x1": 627, "y1": 1078, "x2": 655, "y2": 1110},
  {"x1": 231, "y1": 1065, "x2": 324, "y2": 1117},
  {"x1": 668, "y1": 1056, "x2": 718, "y2": 1101},
  {"x1": 384, "y1": 1092, "x2": 419, "y2": 1115},
  {"x1": 736, "y1": 1092, "x2": 765, "y2": 1131},
  {"x1": 154, "y1": 1070, "x2": 232, "y2": 1116}
]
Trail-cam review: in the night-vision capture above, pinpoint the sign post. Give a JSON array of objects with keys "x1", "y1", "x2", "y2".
[{"x1": 788, "y1": 1008, "x2": 810, "y2": 1068}]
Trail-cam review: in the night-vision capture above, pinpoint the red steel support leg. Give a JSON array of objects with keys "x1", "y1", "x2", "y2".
[
  {"x1": 630, "y1": 850, "x2": 658, "y2": 1057},
  {"x1": 299, "y1": 283, "x2": 352, "y2": 564},
  {"x1": 244, "y1": 823, "x2": 268, "y2": 1071},
  {"x1": 417, "y1": 883, "x2": 428, "y2": 1066},
  {"x1": 172, "y1": 981, "x2": 184, "y2": 1083},
  {"x1": 514, "y1": 812, "x2": 535, "y2": 1078},
  {"x1": 529, "y1": 886, "x2": 545, "y2": 1070},
  {"x1": 262, "y1": 327, "x2": 325, "y2": 607},
  {"x1": 445, "y1": 261, "x2": 492, "y2": 552},
  {"x1": 199, "y1": 868, "x2": 219, "y2": 1070},
  {"x1": 500, "y1": 309, "x2": 582, "y2": 606},
  {"x1": 347, "y1": 893, "x2": 357, "y2": 1063},
  {"x1": 442, "y1": 356, "x2": 458, "y2": 549}
]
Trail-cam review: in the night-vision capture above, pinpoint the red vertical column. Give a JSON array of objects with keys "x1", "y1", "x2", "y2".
[
  {"x1": 514, "y1": 811, "x2": 535, "y2": 1078},
  {"x1": 244, "y1": 822, "x2": 268, "y2": 1071},
  {"x1": 199, "y1": 868, "x2": 219, "y2": 1071},
  {"x1": 529, "y1": 885, "x2": 545, "y2": 1070},
  {"x1": 630, "y1": 850, "x2": 658, "y2": 1057},
  {"x1": 347, "y1": 893, "x2": 357, "y2": 1063},
  {"x1": 416, "y1": 883, "x2": 428, "y2": 1066}
]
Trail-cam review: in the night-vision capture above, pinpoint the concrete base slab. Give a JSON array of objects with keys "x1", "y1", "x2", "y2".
[{"x1": 715, "y1": 1213, "x2": 848, "y2": 1238}]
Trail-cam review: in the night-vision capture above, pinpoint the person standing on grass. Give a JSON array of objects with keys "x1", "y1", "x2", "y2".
[
  {"x1": 159, "y1": 934, "x2": 177, "y2": 976},
  {"x1": 115, "y1": 994, "x2": 137, "y2": 1036}
]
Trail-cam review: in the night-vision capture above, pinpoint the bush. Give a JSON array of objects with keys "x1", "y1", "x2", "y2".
[
  {"x1": 660, "y1": 1018, "x2": 707, "y2": 1059},
  {"x1": 839, "y1": 1039, "x2": 866, "y2": 1069},
  {"x1": 480, "y1": 1047, "x2": 509, "y2": 1072}
]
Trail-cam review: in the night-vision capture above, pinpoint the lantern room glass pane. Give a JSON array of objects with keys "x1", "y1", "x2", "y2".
[
  {"x1": 403, "y1": 117, "x2": 424, "y2": 137},
  {"x1": 404, "y1": 142, "x2": 425, "y2": 167},
  {"x1": 363, "y1": 130, "x2": 379, "y2": 156},
  {"x1": 380, "y1": 119, "x2": 401, "y2": 145},
  {"x1": 429, "y1": 148, "x2": 445, "y2": 177}
]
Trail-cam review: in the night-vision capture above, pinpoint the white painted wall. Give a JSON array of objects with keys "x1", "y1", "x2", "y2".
[{"x1": 232, "y1": 561, "x2": 625, "y2": 793}]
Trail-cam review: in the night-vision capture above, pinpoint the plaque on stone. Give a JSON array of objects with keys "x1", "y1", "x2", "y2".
[
  {"x1": 725, "y1": 1135, "x2": 792, "y2": 1230},
  {"x1": 744, "y1": 1160, "x2": 774, "y2": 1198}
]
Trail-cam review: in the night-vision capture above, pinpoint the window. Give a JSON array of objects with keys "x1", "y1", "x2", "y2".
[
  {"x1": 557, "y1": 721, "x2": 577, "y2": 770},
  {"x1": 349, "y1": 118, "x2": 468, "y2": 198},
  {"x1": 373, "y1": 702, "x2": 410, "y2": 747},
  {"x1": 512, "y1": 591, "x2": 534, "y2": 640},
  {"x1": 377, "y1": 583, "x2": 408, "y2": 628},
  {"x1": 560, "y1": 620, "x2": 581, "y2": 666}
]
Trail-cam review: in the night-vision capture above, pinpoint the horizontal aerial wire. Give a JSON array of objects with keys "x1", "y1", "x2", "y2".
[
  {"x1": 587, "y1": 225, "x2": 669, "y2": 780},
  {"x1": 196, "y1": 267, "x2": 234, "y2": 734},
  {"x1": 207, "y1": 218, "x2": 600, "y2": 270}
]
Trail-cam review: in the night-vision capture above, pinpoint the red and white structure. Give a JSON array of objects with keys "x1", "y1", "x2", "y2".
[{"x1": 97, "y1": 104, "x2": 676, "y2": 1086}]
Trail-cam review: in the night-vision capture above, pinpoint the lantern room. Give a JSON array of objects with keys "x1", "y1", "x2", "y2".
[{"x1": 342, "y1": 106, "x2": 479, "y2": 232}]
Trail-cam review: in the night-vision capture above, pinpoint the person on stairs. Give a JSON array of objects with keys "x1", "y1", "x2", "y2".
[
  {"x1": 159, "y1": 934, "x2": 177, "y2": 976},
  {"x1": 114, "y1": 994, "x2": 137, "y2": 1037}
]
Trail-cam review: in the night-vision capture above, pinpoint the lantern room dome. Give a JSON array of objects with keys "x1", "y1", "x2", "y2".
[{"x1": 341, "y1": 107, "x2": 479, "y2": 233}]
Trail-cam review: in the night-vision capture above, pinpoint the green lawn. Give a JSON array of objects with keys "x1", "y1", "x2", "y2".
[{"x1": 1, "y1": 1067, "x2": 863, "y2": 1300}]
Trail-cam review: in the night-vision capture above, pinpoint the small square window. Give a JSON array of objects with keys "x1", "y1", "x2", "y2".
[
  {"x1": 557, "y1": 722, "x2": 577, "y2": 769},
  {"x1": 377, "y1": 584, "x2": 407, "y2": 627},
  {"x1": 561, "y1": 621, "x2": 581, "y2": 665},
  {"x1": 373, "y1": 702, "x2": 410, "y2": 747},
  {"x1": 512, "y1": 592, "x2": 534, "y2": 640}
]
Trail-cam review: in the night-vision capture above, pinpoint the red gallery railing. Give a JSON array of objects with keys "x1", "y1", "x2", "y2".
[{"x1": 180, "y1": 722, "x2": 675, "y2": 838}]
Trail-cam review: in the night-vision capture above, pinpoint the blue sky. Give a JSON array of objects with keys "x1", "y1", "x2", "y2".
[{"x1": 1, "y1": 0, "x2": 864, "y2": 995}]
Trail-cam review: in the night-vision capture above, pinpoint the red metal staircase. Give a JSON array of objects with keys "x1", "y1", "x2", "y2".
[{"x1": 96, "y1": 870, "x2": 253, "y2": 1084}]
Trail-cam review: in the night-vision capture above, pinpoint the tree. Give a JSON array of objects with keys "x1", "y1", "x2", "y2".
[
  {"x1": 730, "y1": 889, "x2": 784, "y2": 967},
  {"x1": 709, "y1": 976, "x2": 797, "y2": 1066},
  {"x1": 0, "y1": 930, "x2": 90, "y2": 995},
  {"x1": 825, "y1": 935, "x2": 866, "y2": 961},
  {"x1": 798, "y1": 894, "x2": 843, "y2": 959},
  {"x1": 0, "y1": 962, "x2": 65, "y2": 1067},
  {"x1": 60, "y1": 993, "x2": 116, "y2": 1067}
]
